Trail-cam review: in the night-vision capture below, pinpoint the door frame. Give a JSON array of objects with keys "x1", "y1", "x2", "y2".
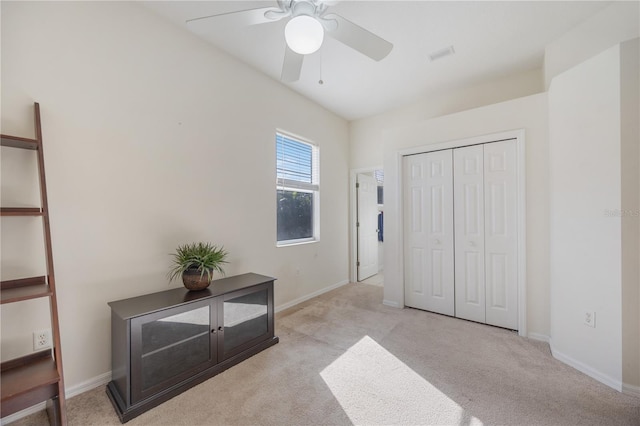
[
  {"x1": 350, "y1": 166, "x2": 383, "y2": 283},
  {"x1": 397, "y1": 129, "x2": 527, "y2": 336}
]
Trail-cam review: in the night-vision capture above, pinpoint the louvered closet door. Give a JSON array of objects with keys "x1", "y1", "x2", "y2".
[
  {"x1": 453, "y1": 145, "x2": 486, "y2": 323},
  {"x1": 403, "y1": 150, "x2": 454, "y2": 316},
  {"x1": 484, "y1": 140, "x2": 518, "y2": 329}
]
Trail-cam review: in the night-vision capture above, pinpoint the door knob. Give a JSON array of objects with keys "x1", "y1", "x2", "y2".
[{"x1": 435, "y1": 239, "x2": 441, "y2": 245}]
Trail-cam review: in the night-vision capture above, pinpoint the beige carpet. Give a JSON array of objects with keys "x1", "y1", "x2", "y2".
[
  {"x1": 10, "y1": 283, "x2": 640, "y2": 425},
  {"x1": 360, "y1": 273, "x2": 384, "y2": 287}
]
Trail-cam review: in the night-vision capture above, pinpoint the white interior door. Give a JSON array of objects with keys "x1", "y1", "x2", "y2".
[
  {"x1": 403, "y1": 151, "x2": 455, "y2": 315},
  {"x1": 357, "y1": 173, "x2": 379, "y2": 281},
  {"x1": 454, "y1": 145, "x2": 486, "y2": 323},
  {"x1": 484, "y1": 140, "x2": 518, "y2": 329}
]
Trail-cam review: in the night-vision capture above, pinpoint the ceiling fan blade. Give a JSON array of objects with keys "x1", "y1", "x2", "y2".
[
  {"x1": 317, "y1": 16, "x2": 338, "y2": 32},
  {"x1": 324, "y1": 13, "x2": 393, "y2": 61},
  {"x1": 264, "y1": 9, "x2": 291, "y2": 20},
  {"x1": 186, "y1": 7, "x2": 281, "y2": 29},
  {"x1": 281, "y1": 46, "x2": 304, "y2": 82}
]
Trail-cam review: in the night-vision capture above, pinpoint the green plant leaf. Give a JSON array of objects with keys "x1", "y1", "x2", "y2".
[{"x1": 167, "y1": 242, "x2": 229, "y2": 283}]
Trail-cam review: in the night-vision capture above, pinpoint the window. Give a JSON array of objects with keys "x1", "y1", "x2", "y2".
[{"x1": 276, "y1": 132, "x2": 319, "y2": 245}]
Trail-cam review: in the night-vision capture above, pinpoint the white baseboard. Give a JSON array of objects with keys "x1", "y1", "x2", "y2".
[
  {"x1": 1, "y1": 371, "x2": 111, "y2": 425},
  {"x1": 549, "y1": 340, "x2": 622, "y2": 392},
  {"x1": 382, "y1": 299, "x2": 401, "y2": 308},
  {"x1": 527, "y1": 332, "x2": 550, "y2": 343},
  {"x1": 275, "y1": 279, "x2": 350, "y2": 313},
  {"x1": 66, "y1": 371, "x2": 112, "y2": 398},
  {"x1": 622, "y1": 382, "x2": 640, "y2": 398}
]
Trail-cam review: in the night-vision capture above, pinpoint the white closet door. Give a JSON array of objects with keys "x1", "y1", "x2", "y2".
[
  {"x1": 484, "y1": 140, "x2": 518, "y2": 329},
  {"x1": 403, "y1": 151, "x2": 454, "y2": 316},
  {"x1": 454, "y1": 145, "x2": 486, "y2": 323}
]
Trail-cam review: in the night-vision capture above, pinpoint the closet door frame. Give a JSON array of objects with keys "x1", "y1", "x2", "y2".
[{"x1": 397, "y1": 129, "x2": 527, "y2": 336}]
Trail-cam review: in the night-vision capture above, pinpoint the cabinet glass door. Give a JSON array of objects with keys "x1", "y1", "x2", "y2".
[
  {"x1": 222, "y1": 285, "x2": 270, "y2": 359},
  {"x1": 131, "y1": 299, "x2": 213, "y2": 402}
]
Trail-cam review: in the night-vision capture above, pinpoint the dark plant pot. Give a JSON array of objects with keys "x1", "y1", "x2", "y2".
[{"x1": 182, "y1": 268, "x2": 212, "y2": 291}]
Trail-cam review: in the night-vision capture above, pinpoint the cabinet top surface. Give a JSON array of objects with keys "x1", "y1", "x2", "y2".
[{"x1": 108, "y1": 272, "x2": 275, "y2": 319}]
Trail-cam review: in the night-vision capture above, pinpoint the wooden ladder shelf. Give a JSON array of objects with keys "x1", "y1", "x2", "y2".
[{"x1": 1, "y1": 103, "x2": 67, "y2": 425}]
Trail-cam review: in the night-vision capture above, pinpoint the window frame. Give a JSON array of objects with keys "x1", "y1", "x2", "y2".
[{"x1": 276, "y1": 131, "x2": 320, "y2": 247}]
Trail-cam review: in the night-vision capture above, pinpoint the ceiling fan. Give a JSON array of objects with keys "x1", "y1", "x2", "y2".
[{"x1": 186, "y1": 0, "x2": 393, "y2": 82}]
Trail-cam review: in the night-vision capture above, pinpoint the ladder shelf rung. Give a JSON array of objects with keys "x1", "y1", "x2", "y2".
[
  {"x1": 0, "y1": 208, "x2": 43, "y2": 216},
  {"x1": 1, "y1": 277, "x2": 51, "y2": 304},
  {"x1": 1, "y1": 351, "x2": 60, "y2": 417},
  {"x1": 0, "y1": 134, "x2": 39, "y2": 150}
]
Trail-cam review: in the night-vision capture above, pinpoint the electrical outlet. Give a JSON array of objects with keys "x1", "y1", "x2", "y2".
[
  {"x1": 33, "y1": 329, "x2": 52, "y2": 350},
  {"x1": 584, "y1": 311, "x2": 596, "y2": 328}
]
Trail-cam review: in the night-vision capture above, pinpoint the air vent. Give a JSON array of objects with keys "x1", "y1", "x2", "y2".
[{"x1": 428, "y1": 45, "x2": 455, "y2": 62}]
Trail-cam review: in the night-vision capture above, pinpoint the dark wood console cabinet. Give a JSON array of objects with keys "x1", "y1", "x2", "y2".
[{"x1": 106, "y1": 273, "x2": 278, "y2": 423}]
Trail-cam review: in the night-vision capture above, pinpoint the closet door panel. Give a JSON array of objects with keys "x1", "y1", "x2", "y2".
[
  {"x1": 403, "y1": 151, "x2": 454, "y2": 315},
  {"x1": 405, "y1": 159, "x2": 427, "y2": 300},
  {"x1": 484, "y1": 140, "x2": 518, "y2": 329},
  {"x1": 454, "y1": 145, "x2": 486, "y2": 323}
]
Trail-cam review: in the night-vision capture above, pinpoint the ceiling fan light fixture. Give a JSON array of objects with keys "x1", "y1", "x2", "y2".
[{"x1": 285, "y1": 15, "x2": 324, "y2": 55}]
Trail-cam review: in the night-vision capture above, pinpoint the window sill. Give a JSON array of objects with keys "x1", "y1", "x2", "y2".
[{"x1": 276, "y1": 238, "x2": 318, "y2": 248}]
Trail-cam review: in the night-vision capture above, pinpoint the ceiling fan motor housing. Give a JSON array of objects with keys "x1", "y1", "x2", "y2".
[{"x1": 290, "y1": 0, "x2": 322, "y2": 18}]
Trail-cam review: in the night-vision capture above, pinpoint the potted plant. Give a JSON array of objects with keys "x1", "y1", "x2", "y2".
[{"x1": 168, "y1": 242, "x2": 229, "y2": 291}]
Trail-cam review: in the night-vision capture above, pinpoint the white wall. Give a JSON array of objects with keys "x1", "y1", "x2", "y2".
[
  {"x1": 1, "y1": 1, "x2": 349, "y2": 389},
  {"x1": 544, "y1": 1, "x2": 639, "y2": 88},
  {"x1": 379, "y1": 93, "x2": 549, "y2": 339},
  {"x1": 350, "y1": 68, "x2": 543, "y2": 170},
  {"x1": 619, "y1": 38, "x2": 639, "y2": 392},
  {"x1": 548, "y1": 44, "x2": 625, "y2": 390},
  {"x1": 543, "y1": 0, "x2": 639, "y2": 393}
]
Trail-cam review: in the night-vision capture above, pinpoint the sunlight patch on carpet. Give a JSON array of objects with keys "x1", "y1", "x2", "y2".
[{"x1": 320, "y1": 335, "x2": 483, "y2": 425}]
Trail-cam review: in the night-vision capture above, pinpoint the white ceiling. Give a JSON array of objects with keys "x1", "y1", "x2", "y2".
[{"x1": 143, "y1": 1, "x2": 610, "y2": 121}]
